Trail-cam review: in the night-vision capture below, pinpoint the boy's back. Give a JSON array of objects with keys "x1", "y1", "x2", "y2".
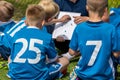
[
  {"x1": 7, "y1": 5, "x2": 69, "y2": 80},
  {"x1": 70, "y1": 21, "x2": 117, "y2": 79},
  {"x1": 68, "y1": 0, "x2": 120, "y2": 79},
  {"x1": 8, "y1": 25, "x2": 57, "y2": 79}
]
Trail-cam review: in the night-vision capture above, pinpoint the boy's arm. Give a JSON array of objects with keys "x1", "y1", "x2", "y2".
[
  {"x1": 46, "y1": 38, "x2": 58, "y2": 63},
  {"x1": 62, "y1": 48, "x2": 79, "y2": 60},
  {"x1": 69, "y1": 48, "x2": 78, "y2": 56},
  {"x1": 45, "y1": 15, "x2": 71, "y2": 25}
]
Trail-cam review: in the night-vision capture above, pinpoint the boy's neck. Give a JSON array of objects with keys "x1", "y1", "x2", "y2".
[
  {"x1": 89, "y1": 18, "x2": 102, "y2": 22},
  {"x1": 88, "y1": 12, "x2": 102, "y2": 22}
]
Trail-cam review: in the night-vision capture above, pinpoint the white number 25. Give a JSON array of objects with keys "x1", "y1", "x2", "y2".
[
  {"x1": 13, "y1": 38, "x2": 43, "y2": 64},
  {"x1": 86, "y1": 41, "x2": 102, "y2": 66}
]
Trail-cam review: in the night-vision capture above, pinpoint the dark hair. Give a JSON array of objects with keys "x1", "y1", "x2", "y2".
[{"x1": 0, "y1": 1, "x2": 14, "y2": 21}]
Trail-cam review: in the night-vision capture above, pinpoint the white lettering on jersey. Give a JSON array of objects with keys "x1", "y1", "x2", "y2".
[
  {"x1": 86, "y1": 41, "x2": 102, "y2": 66},
  {"x1": 13, "y1": 38, "x2": 43, "y2": 64}
]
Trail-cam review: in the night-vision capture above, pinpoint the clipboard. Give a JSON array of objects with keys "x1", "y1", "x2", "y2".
[{"x1": 52, "y1": 11, "x2": 80, "y2": 40}]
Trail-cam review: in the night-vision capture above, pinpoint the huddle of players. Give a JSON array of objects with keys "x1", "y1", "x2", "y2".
[{"x1": 0, "y1": 0, "x2": 120, "y2": 80}]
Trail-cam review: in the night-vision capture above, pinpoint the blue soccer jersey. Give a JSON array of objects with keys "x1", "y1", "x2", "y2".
[
  {"x1": 0, "y1": 20, "x2": 16, "y2": 59},
  {"x1": 1, "y1": 20, "x2": 26, "y2": 49},
  {"x1": 69, "y1": 21, "x2": 119, "y2": 79},
  {"x1": 110, "y1": 8, "x2": 120, "y2": 50},
  {"x1": 0, "y1": 20, "x2": 16, "y2": 34},
  {"x1": 0, "y1": 20, "x2": 16, "y2": 47},
  {"x1": 7, "y1": 25, "x2": 58, "y2": 79},
  {"x1": 109, "y1": 8, "x2": 120, "y2": 77},
  {"x1": 2, "y1": 20, "x2": 47, "y2": 49},
  {"x1": 110, "y1": 8, "x2": 120, "y2": 27}
]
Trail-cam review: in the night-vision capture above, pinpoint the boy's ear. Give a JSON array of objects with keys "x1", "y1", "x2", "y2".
[
  {"x1": 24, "y1": 20, "x2": 28, "y2": 25},
  {"x1": 47, "y1": 18, "x2": 52, "y2": 22},
  {"x1": 41, "y1": 20, "x2": 45, "y2": 26},
  {"x1": 86, "y1": 5, "x2": 89, "y2": 11},
  {"x1": 104, "y1": 7, "x2": 108, "y2": 12}
]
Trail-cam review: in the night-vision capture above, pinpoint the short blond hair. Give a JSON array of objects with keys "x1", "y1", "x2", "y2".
[
  {"x1": 38, "y1": 0, "x2": 59, "y2": 21},
  {"x1": 0, "y1": 1, "x2": 14, "y2": 21},
  {"x1": 26, "y1": 5, "x2": 45, "y2": 26},
  {"x1": 87, "y1": 0, "x2": 108, "y2": 17}
]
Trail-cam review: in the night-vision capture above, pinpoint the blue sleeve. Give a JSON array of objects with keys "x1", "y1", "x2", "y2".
[
  {"x1": 112, "y1": 26, "x2": 120, "y2": 52},
  {"x1": 0, "y1": 33, "x2": 11, "y2": 59},
  {"x1": 110, "y1": 8, "x2": 120, "y2": 27},
  {"x1": 46, "y1": 38, "x2": 58, "y2": 60},
  {"x1": 2, "y1": 33, "x2": 12, "y2": 49},
  {"x1": 110, "y1": 8, "x2": 120, "y2": 51},
  {"x1": 0, "y1": 32, "x2": 11, "y2": 49},
  {"x1": 69, "y1": 27, "x2": 78, "y2": 51},
  {"x1": 4, "y1": 21, "x2": 16, "y2": 33}
]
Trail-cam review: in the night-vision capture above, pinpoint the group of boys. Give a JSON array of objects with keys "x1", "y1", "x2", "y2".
[{"x1": 0, "y1": 0, "x2": 120, "y2": 80}]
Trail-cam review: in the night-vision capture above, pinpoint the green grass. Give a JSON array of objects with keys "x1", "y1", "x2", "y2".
[
  {"x1": 0, "y1": 0, "x2": 120, "y2": 80},
  {"x1": 6, "y1": 0, "x2": 40, "y2": 21}
]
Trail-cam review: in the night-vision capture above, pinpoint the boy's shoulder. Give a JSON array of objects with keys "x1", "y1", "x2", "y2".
[
  {"x1": 77, "y1": 21, "x2": 87, "y2": 27},
  {"x1": 0, "y1": 20, "x2": 16, "y2": 27},
  {"x1": 110, "y1": 8, "x2": 120, "y2": 15},
  {"x1": 22, "y1": 26, "x2": 52, "y2": 41},
  {"x1": 76, "y1": 21, "x2": 115, "y2": 29},
  {"x1": 0, "y1": 20, "x2": 16, "y2": 33},
  {"x1": 110, "y1": 8, "x2": 120, "y2": 27}
]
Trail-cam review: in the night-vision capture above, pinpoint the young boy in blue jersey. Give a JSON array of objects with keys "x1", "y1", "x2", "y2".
[
  {"x1": 63, "y1": 0, "x2": 120, "y2": 79},
  {"x1": 1, "y1": 0, "x2": 59, "y2": 61},
  {"x1": 0, "y1": 1, "x2": 16, "y2": 60},
  {"x1": 6, "y1": 5, "x2": 69, "y2": 80}
]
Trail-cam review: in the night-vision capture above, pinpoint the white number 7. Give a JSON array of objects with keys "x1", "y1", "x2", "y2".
[{"x1": 86, "y1": 41, "x2": 102, "y2": 66}]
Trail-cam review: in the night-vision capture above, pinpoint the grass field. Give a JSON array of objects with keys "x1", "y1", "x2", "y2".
[{"x1": 0, "y1": 0, "x2": 120, "y2": 80}]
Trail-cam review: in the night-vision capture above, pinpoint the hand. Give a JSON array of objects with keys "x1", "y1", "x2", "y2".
[
  {"x1": 73, "y1": 16, "x2": 89, "y2": 24},
  {"x1": 59, "y1": 15, "x2": 71, "y2": 23},
  {"x1": 113, "y1": 52, "x2": 120, "y2": 58}
]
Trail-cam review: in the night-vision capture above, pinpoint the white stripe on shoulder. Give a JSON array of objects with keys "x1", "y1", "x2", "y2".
[
  {"x1": 7, "y1": 20, "x2": 24, "y2": 34},
  {"x1": 110, "y1": 10, "x2": 115, "y2": 15},
  {"x1": 10, "y1": 23, "x2": 26, "y2": 37}
]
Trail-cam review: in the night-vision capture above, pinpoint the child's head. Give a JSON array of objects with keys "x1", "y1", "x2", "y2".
[
  {"x1": 25, "y1": 5, "x2": 45, "y2": 28},
  {"x1": 38, "y1": 0, "x2": 59, "y2": 22},
  {"x1": 86, "y1": 0, "x2": 108, "y2": 17},
  {"x1": 0, "y1": 1, "x2": 14, "y2": 22}
]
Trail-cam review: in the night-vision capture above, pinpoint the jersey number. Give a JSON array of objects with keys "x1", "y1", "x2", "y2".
[
  {"x1": 86, "y1": 41, "x2": 102, "y2": 66},
  {"x1": 13, "y1": 38, "x2": 43, "y2": 64}
]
